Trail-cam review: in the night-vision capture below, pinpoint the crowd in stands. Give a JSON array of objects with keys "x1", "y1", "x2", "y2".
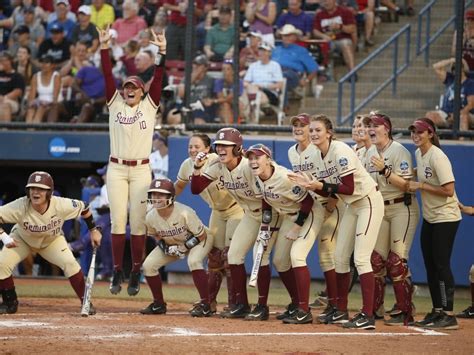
[{"x1": 0, "y1": 0, "x2": 419, "y2": 126}]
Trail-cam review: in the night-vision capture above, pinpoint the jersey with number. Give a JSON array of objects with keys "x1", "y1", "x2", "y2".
[
  {"x1": 257, "y1": 163, "x2": 308, "y2": 215},
  {"x1": 146, "y1": 201, "x2": 205, "y2": 245},
  {"x1": 202, "y1": 155, "x2": 262, "y2": 216},
  {"x1": 415, "y1": 145, "x2": 461, "y2": 223},
  {"x1": 365, "y1": 142, "x2": 413, "y2": 201},
  {"x1": 0, "y1": 196, "x2": 85, "y2": 249},
  {"x1": 178, "y1": 153, "x2": 237, "y2": 211},
  {"x1": 288, "y1": 142, "x2": 327, "y2": 203},
  {"x1": 107, "y1": 92, "x2": 158, "y2": 160},
  {"x1": 313, "y1": 140, "x2": 377, "y2": 205}
]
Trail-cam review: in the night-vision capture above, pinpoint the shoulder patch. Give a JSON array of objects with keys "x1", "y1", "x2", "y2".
[
  {"x1": 72, "y1": 200, "x2": 78, "y2": 208},
  {"x1": 292, "y1": 186, "x2": 302, "y2": 195},
  {"x1": 338, "y1": 157, "x2": 348, "y2": 167},
  {"x1": 399, "y1": 160, "x2": 409, "y2": 172}
]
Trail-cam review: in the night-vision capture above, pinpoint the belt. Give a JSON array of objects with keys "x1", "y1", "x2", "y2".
[
  {"x1": 110, "y1": 157, "x2": 150, "y2": 166},
  {"x1": 384, "y1": 197, "x2": 405, "y2": 206}
]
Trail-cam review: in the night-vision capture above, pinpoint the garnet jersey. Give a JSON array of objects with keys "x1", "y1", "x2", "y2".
[{"x1": 0, "y1": 196, "x2": 85, "y2": 249}]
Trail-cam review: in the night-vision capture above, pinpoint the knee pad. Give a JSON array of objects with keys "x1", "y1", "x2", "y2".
[
  {"x1": 386, "y1": 251, "x2": 409, "y2": 282},
  {"x1": 470, "y1": 265, "x2": 474, "y2": 283},
  {"x1": 208, "y1": 247, "x2": 224, "y2": 271},
  {"x1": 370, "y1": 250, "x2": 386, "y2": 277}
]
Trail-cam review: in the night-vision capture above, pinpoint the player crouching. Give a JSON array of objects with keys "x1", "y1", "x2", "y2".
[
  {"x1": 0, "y1": 171, "x2": 102, "y2": 315},
  {"x1": 140, "y1": 179, "x2": 214, "y2": 317}
]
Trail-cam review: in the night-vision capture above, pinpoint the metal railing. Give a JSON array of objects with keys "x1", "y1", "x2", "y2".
[
  {"x1": 336, "y1": 24, "x2": 411, "y2": 125},
  {"x1": 416, "y1": 0, "x2": 473, "y2": 66}
]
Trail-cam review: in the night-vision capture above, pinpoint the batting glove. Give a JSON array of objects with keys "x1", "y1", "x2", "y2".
[
  {"x1": 0, "y1": 232, "x2": 17, "y2": 248},
  {"x1": 167, "y1": 245, "x2": 186, "y2": 259}
]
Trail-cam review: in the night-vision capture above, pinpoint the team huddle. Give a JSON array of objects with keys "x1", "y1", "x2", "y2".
[{"x1": 0, "y1": 27, "x2": 472, "y2": 331}]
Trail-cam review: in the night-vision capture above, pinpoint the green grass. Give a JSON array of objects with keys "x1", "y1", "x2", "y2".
[{"x1": 15, "y1": 279, "x2": 472, "y2": 314}]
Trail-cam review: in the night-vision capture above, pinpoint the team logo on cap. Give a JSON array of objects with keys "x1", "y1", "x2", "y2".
[
  {"x1": 35, "y1": 175, "x2": 42, "y2": 182},
  {"x1": 219, "y1": 132, "x2": 225, "y2": 139},
  {"x1": 154, "y1": 181, "x2": 161, "y2": 188}
]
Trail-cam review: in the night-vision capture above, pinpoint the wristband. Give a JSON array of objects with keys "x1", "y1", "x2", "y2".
[
  {"x1": 295, "y1": 211, "x2": 309, "y2": 226},
  {"x1": 193, "y1": 164, "x2": 202, "y2": 170},
  {"x1": 379, "y1": 166, "x2": 387, "y2": 175},
  {"x1": 83, "y1": 214, "x2": 97, "y2": 231}
]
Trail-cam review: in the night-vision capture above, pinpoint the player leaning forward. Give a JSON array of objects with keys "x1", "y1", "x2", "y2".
[
  {"x1": 0, "y1": 172, "x2": 102, "y2": 314},
  {"x1": 140, "y1": 178, "x2": 214, "y2": 316},
  {"x1": 98, "y1": 26, "x2": 166, "y2": 296}
]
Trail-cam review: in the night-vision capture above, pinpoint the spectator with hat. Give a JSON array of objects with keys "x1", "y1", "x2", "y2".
[
  {"x1": 46, "y1": 0, "x2": 76, "y2": 41},
  {"x1": 71, "y1": 5, "x2": 99, "y2": 54},
  {"x1": 150, "y1": 132, "x2": 169, "y2": 179},
  {"x1": 272, "y1": 24, "x2": 319, "y2": 105},
  {"x1": 37, "y1": 23, "x2": 72, "y2": 67},
  {"x1": 0, "y1": 52, "x2": 25, "y2": 122},
  {"x1": 239, "y1": 31, "x2": 262, "y2": 72},
  {"x1": 8, "y1": 25, "x2": 38, "y2": 59},
  {"x1": 243, "y1": 42, "x2": 284, "y2": 122},
  {"x1": 9, "y1": 5, "x2": 45, "y2": 51},
  {"x1": 112, "y1": 0, "x2": 148, "y2": 46},
  {"x1": 90, "y1": 0, "x2": 115, "y2": 30},
  {"x1": 313, "y1": 0, "x2": 356, "y2": 74},
  {"x1": 275, "y1": 0, "x2": 313, "y2": 40},
  {"x1": 204, "y1": 6, "x2": 235, "y2": 62}
]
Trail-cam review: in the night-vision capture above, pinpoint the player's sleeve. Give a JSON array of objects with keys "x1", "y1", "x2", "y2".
[
  {"x1": 433, "y1": 150, "x2": 455, "y2": 185},
  {"x1": 184, "y1": 208, "x2": 205, "y2": 237},
  {"x1": 58, "y1": 197, "x2": 86, "y2": 220},
  {"x1": 336, "y1": 144, "x2": 357, "y2": 177},
  {"x1": 177, "y1": 159, "x2": 191, "y2": 183},
  {"x1": 145, "y1": 212, "x2": 157, "y2": 237},
  {"x1": 393, "y1": 147, "x2": 413, "y2": 179},
  {"x1": 0, "y1": 198, "x2": 26, "y2": 225}
]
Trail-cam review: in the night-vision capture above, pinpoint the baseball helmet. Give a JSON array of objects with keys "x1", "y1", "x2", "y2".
[
  {"x1": 214, "y1": 127, "x2": 243, "y2": 156},
  {"x1": 148, "y1": 178, "x2": 175, "y2": 209},
  {"x1": 25, "y1": 171, "x2": 54, "y2": 198}
]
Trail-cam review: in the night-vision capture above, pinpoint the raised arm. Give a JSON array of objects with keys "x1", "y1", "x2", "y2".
[
  {"x1": 147, "y1": 29, "x2": 167, "y2": 106},
  {"x1": 97, "y1": 25, "x2": 117, "y2": 102}
]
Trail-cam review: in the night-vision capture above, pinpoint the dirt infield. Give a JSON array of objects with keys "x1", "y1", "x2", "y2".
[{"x1": 1, "y1": 280, "x2": 473, "y2": 354}]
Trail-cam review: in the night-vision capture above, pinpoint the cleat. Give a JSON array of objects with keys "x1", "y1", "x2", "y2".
[
  {"x1": 127, "y1": 271, "x2": 141, "y2": 296},
  {"x1": 316, "y1": 304, "x2": 336, "y2": 324},
  {"x1": 326, "y1": 309, "x2": 349, "y2": 324},
  {"x1": 222, "y1": 303, "x2": 250, "y2": 319},
  {"x1": 109, "y1": 270, "x2": 124, "y2": 295},
  {"x1": 384, "y1": 312, "x2": 414, "y2": 326},
  {"x1": 189, "y1": 303, "x2": 212, "y2": 317},
  {"x1": 414, "y1": 309, "x2": 442, "y2": 327},
  {"x1": 342, "y1": 312, "x2": 376, "y2": 330},
  {"x1": 245, "y1": 304, "x2": 269, "y2": 321},
  {"x1": 0, "y1": 288, "x2": 18, "y2": 314},
  {"x1": 140, "y1": 302, "x2": 167, "y2": 315},
  {"x1": 276, "y1": 303, "x2": 298, "y2": 320},
  {"x1": 282, "y1": 308, "x2": 313, "y2": 324},
  {"x1": 423, "y1": 311, "x2": 458, "y2": 330},
  {"x1": 456, "y1": 305, "x2": 474, "y2": 319},
  {"x1": 88, "y1": 303, "x2": 97, "y2": 316}
]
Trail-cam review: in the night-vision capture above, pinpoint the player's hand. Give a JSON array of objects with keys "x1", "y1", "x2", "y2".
[
  {"x1": 0, "y1": 232, "x2": 17, "y2": 248},
  {"x1": 459, "y1": 202, "x2": 473, "y2": 215},
  {"x1": 96, "y1": 24, "x2": 111, "y2": 48},
  {"x1": 90, "y1": 228, "x2": 102, "y2": 248},
  {"x1": 257, "y1": 230, "x2": 271, "y2": 249},
  {"x1": 194, "y1": 152, "x2": 208, "y2": 168},
  {"x1": 370, "y1": 155, "x2": 385, "y2": 172},
  {"x1": 167, "y1": 245, "x2": 186, "y2": 259},
  {"x1": 150, "y1": 28, "x2": 167, "y2": 54},
  {"x1": 285, "y1": 225, "x2": 301, "y2": 241},
  {"x1": 407, "y1": 181, "x2": 421, "y2": 192},
  {"x1": 288, "y1": 171, "x2": 321, "y2": 190}
]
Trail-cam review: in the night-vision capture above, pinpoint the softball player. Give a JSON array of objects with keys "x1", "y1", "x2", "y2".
[
  {"x1": 408, "y1": 118, "x2": 461, "y2": 330},
  {"x1": 288, "y1": 113, "x2": 344, "y2": 323},
  {"x1": 175, "y1": 134, "x2": 244, "y2": 313},
  {"x1": 141, "y1": 178, "x2": 214, "y2": 316},
  {"x1": 0, "y1": 172, "x2": 102, "y2": 314},
  {"x1": 355, "y1": 114, "x2": 373, "y2": 169},
  {"x1": 191, "y1": 128, "x2": 279, "y2": 319},
  {"x1": 457, "y1": 203, "x2": 474, "y2": 319},
  {"x1": 365, "y1": 113, "x2": 420, "y2": 325},
  {"x1": 351, "y1": 115, "x2": 365, "y2": 159},
  {"x1": 247, "y1": 144, "x2": 325, "y2": 324},
  {"x1": 98, "y1": 26, "x2": 166, "y2": 296},
  {"x1": 289, "y1": 115, "x2": 384, "y2": 330}
]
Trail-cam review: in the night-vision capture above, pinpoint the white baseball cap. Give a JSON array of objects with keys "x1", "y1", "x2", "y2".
[
  {"x1": 258, "y1": 42, "x2": 273, "y2": 51},
  {"x1": 280, "y1": 24, "x2": 302, "y2": 36},
  {"x1": 78, "y1": 5, "x2": 91, "y2": 16}
]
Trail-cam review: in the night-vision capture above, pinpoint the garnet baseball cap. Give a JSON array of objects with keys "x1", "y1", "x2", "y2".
[
  {"x1": 123, "y1": 76, "x2": 145, "y2": 91},
  {"x1": 244, "y1": 143, "x2": 273, "y2": 159},
  {"x1": 370, "y1": 113, "x2": 392, "y2": 132},
  {"x1": 466, "y1": 9, "x2": 474, "y2": 19},
  {"x1": 290, "y1": 113, "x2": 310, "y2": 126},
  {"x1": 408, "y1": 119, "x2": 435, "y2": 134}
]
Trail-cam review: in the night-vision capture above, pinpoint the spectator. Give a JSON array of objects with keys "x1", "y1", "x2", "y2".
[
  {"x1": 120, "y1": 39, "x2": 140, "y2": 77},
  {"x1": 204, "y1": 6, "x2": 235, "y2": 62},
  {"x1": 213, "y1": 59, "x2": 249, "y2": 123},
  {"x1": 70, "y1": 5, "x2": 99, "y2": 54},
  {"x1": 313, "y1": 0, "x2": 356, "y2": 73},
  {"x1": 138, "y1": 30, "x2": 159, "y2": 56},
  {"x1": 90, "y1": 0, "x2": 115, "y2": 30},
  {"x1": 149, "y1": 132, "x2": 169, "y2": 179},
  {"x1": 245, "y1": 0, "x2": 277, "y2": 47},
  {"x1": 275, "y1": 0, "x2": 313, "y2": 40},
  {"x1": 112, "y1": 0, "x2": 148, "y2": 46},
  {"x1": 138, "y1": 0, "x2": 158, "y2": 27},
  {"x1": 37, "y1": 23, "x2": 72, "y2": 67},
  {"x1": 425, "y1": 58, "x2": 474, "y2": 132},
  {"x1": 46, "y1": 0, "x2": 76, "y2": 41},
  {"x1": 9, "y1": 5, "x2": 45, "y2": 51},
  {"x1": 25, "y1": 55, "x2": 64, "y2": 123},
  {"x1": 93, "y1": 29, "x2": 124, "y2": 76},
  {"x1": 151, "y1": 8, "x2": 168, "y2": 35},
  {"x1": 452, "y1": 9, "x2": 474, "y2": 75},
  {"x1": 0, "y1": 1, "x2": 46, "y2": 30},
  {"x1": 163, "y1": 0, "x2": 204, "y2": 60},
  {"x1": 356, "y1": 0, "x2": 375, "y2": 47},
  {"x1": 169, "y1": 54, "x2": 216, "y2": 124},
  {"x1": 272, "y1": 24, "x2": 319, "y2": 106},
  {"x1": 337, "y1": 0, "x2": 359, "y2": 50},
  {"x1": 135, "y1": 50, "x2": 156, "y2": 90},
  {"x1": 0, "y1": 52, "x2": 25, "y2": 122},
  {"x1": 8, "y1": 25, "x2": 38, "y2": 59},
  {"x1": 239, "y1": 31, "x2": 262, "y2": 71},
  {"x1": 59, "y1": 41, "x2": 90, "y2": 90},
  {"x1": 243, "y1": 42, "x2": 284, "y2": 122},
  {"x1": 14, "y1": 45, "x2": 38, "y2": 87}
]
